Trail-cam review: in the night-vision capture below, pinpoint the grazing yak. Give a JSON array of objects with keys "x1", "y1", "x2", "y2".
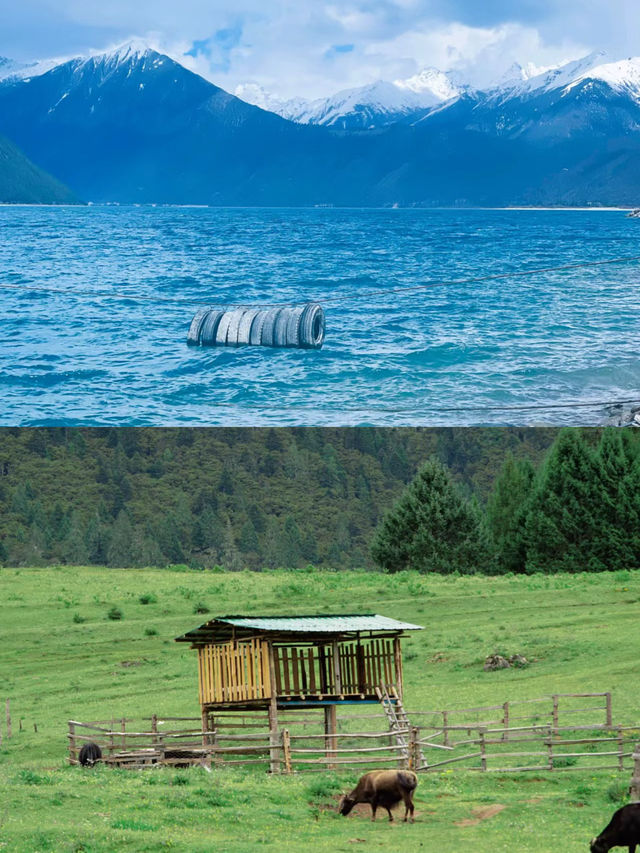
[
  {"x1": 338, "y1": 769, "x2": 418, "y2": 822},
  {"x1": 590, "y1": 803, "x2": 640, "y2": 852},
  {"x1": 78, "y1": 742, "x2": 102, "y2": 767}
]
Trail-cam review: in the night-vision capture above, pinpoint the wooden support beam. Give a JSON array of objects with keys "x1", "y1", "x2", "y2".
[
  {"x1": 332, "y1": 640, "x2": 342, "y2": 697},
  {"x1": 267, "y1": 642, "x2": 280, "y2": 774},
  {"x1": 324, "y1": 705, "x2": 337, "y2": 771},
  {"x1": 393, "y1": 638, "x2": 403, "y2": 700}
]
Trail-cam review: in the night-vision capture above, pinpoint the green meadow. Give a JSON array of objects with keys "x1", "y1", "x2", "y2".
[{"x1": 1, "y1": 565, "x2": 639, "y2": 852}]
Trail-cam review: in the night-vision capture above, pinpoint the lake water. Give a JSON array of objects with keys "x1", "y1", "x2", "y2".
[{"x1": 0, "y1": 206, "x2": 638, "y2": 426}]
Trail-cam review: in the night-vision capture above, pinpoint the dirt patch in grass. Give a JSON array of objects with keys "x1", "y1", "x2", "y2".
[{"x1": 456, "y1": 803, "x2": 506, "y2": 826}]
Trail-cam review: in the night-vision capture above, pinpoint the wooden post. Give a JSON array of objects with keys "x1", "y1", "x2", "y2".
[
  {"x1": 267, "y1": 642, "x2": 280, "y2": 773},
  {"x1": 282, "y1": 729, "x2": 292, "y2": 774},
  {"x1": 332, "y1": 640, "x2": 342, "y2": 697},
  {"x1": 152, "y1": 714, "x2": 159, "y2": 748},
  {"x1": 109, "y1": 719, "x2": 115, "y2": 758},
  {"x1": 552, "y1": 695, "x2": 559, "y2": 734},
  {"x1": 408, "y1": 726, "x2": 419, "y2": 771},
  {"x1": 200, "y1": 709, "x2": 209, "y2": 748},
  {"x1": 393, "y1": 638, "x2": 403, "y2": 700},
  {"x1": 69, "y1": 721, "x2": 77, "y2": 765},
  {"x1": 5, "y1": 699, "x2": 11, "y2": 739},
  {"x1": 605, "y1": 693, "x2": 613, "y2": 727},
  {"x1": 121, "y1": 717, "x2": 126, "y2": 752},
  {"x1": 479, "y1": 727, "x2": 487, "y2": 772},
  {"x1": 617, "y1": 726, "x2": 624, "y2": 772},
  {"x1": 442, "y1": 711, "x2": 450, "y2": 747},
  {"x1": 546, "y1": 731, "x2": 554, "y2": 771},
  {"x1": 502, "y1": 702, "x2": 509, "y2": 742},
  {"x1": 630, "y1": 743, "x2": 640, "y2": 800},
  {"x1": 324, "y1": 705, "x2": 337, "y2": 770}
]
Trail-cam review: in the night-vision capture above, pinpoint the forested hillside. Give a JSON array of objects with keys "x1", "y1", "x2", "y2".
[{"x1": 0, "y1": 427, "x2": 558, "y2": 568}]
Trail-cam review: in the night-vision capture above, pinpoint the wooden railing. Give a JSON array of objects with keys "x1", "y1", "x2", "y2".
[
  {"x1": 272, "y1": 639, "x2": 397, "y2": 698},
  {"x1": 198, "y1": 639, "x2": 271, "y2": 704},
  {"x1": 68, "y1": 708, "x2": 640, "y2": 776}
]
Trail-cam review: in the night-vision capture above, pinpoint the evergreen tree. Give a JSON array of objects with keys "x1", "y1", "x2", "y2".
[
  {"x1": 371, "y1": 459, "x2": 493, "y2": 574},
  {"x1": 486, "y1": 453, "x2": 536, "y2": 573},
  {"x1": 222, "y1": 517, "x2": 242, "y2": 570},
  {"x1": 524, "y1": 430, "x2": 605, "y2": 573},
  {"x1": 107, "y1": 510, "x2": 135, "y2": 567},
  {"x1": 61, "y1": 511, "x2": 89, "y2": 564}
]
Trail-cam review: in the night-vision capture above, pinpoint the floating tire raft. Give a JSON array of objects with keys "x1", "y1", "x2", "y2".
[{"x1": 187, "y1": 303, "x2": 325, "y2": 350}]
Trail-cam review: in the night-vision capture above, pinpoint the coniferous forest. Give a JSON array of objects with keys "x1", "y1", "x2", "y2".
[{"x1": 0, "y1": 426, "x2": 638, "y2": 574}]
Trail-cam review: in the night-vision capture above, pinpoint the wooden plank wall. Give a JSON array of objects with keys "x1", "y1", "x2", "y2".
[
  {"x1": 273, "y1": 639, "x2": 396, "y2": 697},
  {"x1": 198, "y1": 639, "x2": 271, "y2": 704}
]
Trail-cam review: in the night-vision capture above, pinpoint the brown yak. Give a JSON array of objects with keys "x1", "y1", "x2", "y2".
[{"x1": 338, "y1": 769, "x2": 418, "y2": 822}]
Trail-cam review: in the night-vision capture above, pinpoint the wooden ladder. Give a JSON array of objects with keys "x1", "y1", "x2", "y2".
[{"x1": 376, "y1": 686, "x2": 426, "y2": 769}]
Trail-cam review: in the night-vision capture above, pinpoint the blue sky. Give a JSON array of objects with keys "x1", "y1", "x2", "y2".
[{"x1": 2, "y1": 0, "x2": 639, "y2": 98}]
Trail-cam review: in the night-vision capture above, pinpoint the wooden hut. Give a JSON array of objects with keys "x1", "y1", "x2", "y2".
[{"x1": 175, "y1": 613, "x2": 423, "y2": 769}]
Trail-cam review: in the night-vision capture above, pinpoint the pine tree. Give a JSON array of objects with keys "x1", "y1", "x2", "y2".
[
  {"x1": 371, "y1": 459, "x2": 493, "y2": 574},
  {"x1": 107, "y1": 510, "x2": 135, "y2": 567},
  {"x1": 524, "y1": 430, "x2": 605, "y2": 573},
  {"x1": 61, "y1": 511, "x2": 89, "y2": 565},
  {"x1": 486, "y1": 453, "x2": 535, "y2": 573}
]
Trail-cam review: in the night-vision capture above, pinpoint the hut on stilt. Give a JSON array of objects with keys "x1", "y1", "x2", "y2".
[{"x1": 174, "y1": 613, "x2": 424, "y2": 771}]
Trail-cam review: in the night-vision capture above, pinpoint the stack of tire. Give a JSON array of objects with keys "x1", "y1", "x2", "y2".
[{"x1": 187, "y1": 303, "x2": 325, "y2": 350}]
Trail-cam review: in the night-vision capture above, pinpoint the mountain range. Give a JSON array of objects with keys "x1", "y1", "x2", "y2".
[{"x1": 2, "y1": 43, "x2": 640, "y2": 205}]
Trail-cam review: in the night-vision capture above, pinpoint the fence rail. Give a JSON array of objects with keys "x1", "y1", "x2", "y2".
[{"x1": 67, "y1": 693, "x2": 635, "y2": 774}]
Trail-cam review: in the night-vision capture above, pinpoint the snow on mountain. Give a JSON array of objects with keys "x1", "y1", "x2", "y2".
[
  {"x1": 393, "y1": 67, "x2": 462, "y2": 101},
  {"x1": 564, "y1": 57, "x2": 640, "y2": 102},
  {"x1": 0, "y1": 55, "x2": 62, "y2": 82},
  {"x1": 485, "y1": 51, "x2": 607, "y2": 103},
  {"x1": 236, "y1": 69, "x2": 464, "y2": 129}
]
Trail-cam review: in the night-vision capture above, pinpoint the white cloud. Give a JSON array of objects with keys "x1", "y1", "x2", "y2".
[{"x1": 2, "y1": 0, "x2": 638, "y2": 99}]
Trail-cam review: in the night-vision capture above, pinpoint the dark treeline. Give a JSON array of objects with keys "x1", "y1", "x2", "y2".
[
  {"x1": 0, "y1": 427, "x2": 557, "y2": 570},
  {"x1": 372, "y1": 429, "x2": 640, "y2": 574}
]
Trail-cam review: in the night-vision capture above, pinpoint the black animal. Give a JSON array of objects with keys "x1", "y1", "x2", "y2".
[
  {"x1": 590, "y1": 803, "x2": 640, "y2": 852},
  {"x1": 78, "y1": 741, "x2": 102, "y2": 767},
  {"x1": 338, "y1": 769, "x2": 418, "y2": 822}
]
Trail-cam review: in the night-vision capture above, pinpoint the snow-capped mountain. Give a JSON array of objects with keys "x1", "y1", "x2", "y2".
[
  {"x1": 237, "y1": 68, "x2": 465, "y2": 129},
  {"x1": 484, "y1": 51, "x2": 608, "y2": 104},
  {"x1": 5, "y1": 42, "x2": 640, "y2": 205}
]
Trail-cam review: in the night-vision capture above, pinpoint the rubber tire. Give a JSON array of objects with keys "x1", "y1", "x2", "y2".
[
  {"x1": 187, "y1": 307, "x2": 211, "y2": 346},
  {"x1": 199, "y1": 309, "x2": 225, "y2": 346},
  {"x1": 260, "y1": 308, "x2": 284, "y2": 347},
  {"x1": 224, "y1": 307, "x2": 250, "y2": 346},
  {"x1": 299, "y1": 303, "x2": 325, "y2": 349},
  {"x1": 237, "y1": 308, "x2": 262, "y2": 345}
]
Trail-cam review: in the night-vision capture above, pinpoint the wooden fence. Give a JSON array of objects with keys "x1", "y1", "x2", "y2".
[
  {"x1": 68, "y1": 712, "x2": 639, "y2": 776},
  {"x1": 339, "y1": 692, "x2": 614, "y2": 745}
]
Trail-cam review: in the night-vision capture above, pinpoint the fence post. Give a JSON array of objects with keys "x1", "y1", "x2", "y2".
[
  {"x1": 442, "y1": 711, "x2": 450, "y2": 747},
  {"x1": 69, "y1": 721, "x2": 77, "y2": 765},
  {"x1": 617, "y1": 727, "x2": 624, "y2": 772},
  {"x1": 121, "y1": 717, "x2": 126, "y2": 753},
  {"x1": 605, "y1": 693, "x2": 613, "y2": 727},
  {"x1": 152, "y1": 714, "x2": 159, "y2": 748},
  {"x1": 408, "y1": 727, "x2": 416, "y2": 770},
  {"x1": 502, "y1": 702, "x2": 509, "y2": 742},
  {"x1": 282, "y1": 729, "x2": 292, "y2": 774},
  {"x1": 109, "y1": 719, "x2": 115, "y2": 758},
  {"x1": 546, "y1": 728, "x2": 554, "y2": 771},
  {"x1": 5, "y1": 699, "x2": 11, "y2": 739},
  {"x1": 479, "y1": 728, "x2": 487, "y2": 772},
  {"x1": 630, "y1": 744, "x2": 640, "y2": 800},
  {"x1": 552, "y1": 695, "x2": 559, "y2": 734}
]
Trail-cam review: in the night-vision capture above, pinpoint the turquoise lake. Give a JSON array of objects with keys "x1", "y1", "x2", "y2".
[{"x1": 0, "y1": 206, "x2": 638, "y2": 425}]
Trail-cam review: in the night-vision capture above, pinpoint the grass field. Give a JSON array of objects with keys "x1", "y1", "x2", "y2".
[{"x1": 1, "y1": 565, "x2": 639, "y2": 852}]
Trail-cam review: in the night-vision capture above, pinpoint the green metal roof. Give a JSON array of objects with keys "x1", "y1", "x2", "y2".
[{"x1": 175, "y1": 613, "x2": 423, "y2": 643}]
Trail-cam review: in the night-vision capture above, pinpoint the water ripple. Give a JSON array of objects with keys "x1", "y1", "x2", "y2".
[{"x1": 0, "y1": 206, "x2": 638, "y2": 425}]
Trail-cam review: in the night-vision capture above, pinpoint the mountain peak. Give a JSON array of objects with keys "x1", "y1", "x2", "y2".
[{"x1": 394, "y1": 67, "x2": 462, "y2": 101}]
